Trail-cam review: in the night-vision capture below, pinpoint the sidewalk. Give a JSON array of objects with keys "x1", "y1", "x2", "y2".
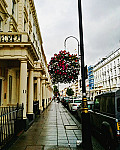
[{"x1": 8, "y1": 101, "x2": 104, "y2": 150}]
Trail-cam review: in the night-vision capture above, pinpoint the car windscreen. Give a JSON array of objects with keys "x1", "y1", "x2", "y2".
[
  {"x1": 64, "y1": 97, "x2": 69, "y2": 100},
  {"x1": 88, "y1": 104, "x2": 94, "y2": 110},
  {"x1": 74, "y1": 100, "x2": 81, "y2": 103},
  {"x1": 66, "y1": 100, "x2": 69, "y2": 102},
  {"x1": 69, "y1": 100, "x2": 73, "y2": 103}
]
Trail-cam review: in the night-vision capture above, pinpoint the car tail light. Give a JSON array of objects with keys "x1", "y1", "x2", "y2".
[
  {"x1": 73, "y1": 104, "x2": 77, "y2": 106},
  {"x1": 117, "y1": 131, "x2": 120, "y2": 136},
  {"x1": 117, "y1": 122, "x2": 120, "y2": 137}
]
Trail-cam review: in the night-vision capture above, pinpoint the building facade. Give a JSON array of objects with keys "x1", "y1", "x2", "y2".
[
  {"x1": 93, "y1": 48, "x2": 120, "y2": 97},
  {"x1": 88, "y1": 65, "x2": 94, "y2": 100},
  {"x1": 0, "y1": 0, "x2": 53, "y2": 126}
]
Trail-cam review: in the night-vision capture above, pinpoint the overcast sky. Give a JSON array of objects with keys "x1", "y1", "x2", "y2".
[{"x1": 34, "y1": 0, "x2": 120, "y2": 90}]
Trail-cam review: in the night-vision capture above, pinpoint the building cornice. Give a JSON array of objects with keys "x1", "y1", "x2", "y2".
[
  {"x1": 94, "y1": 48, "x2": 120, "y2": 71},
  {"x1": 29, "y1": 0, "x2": 42, "y2": 45}
]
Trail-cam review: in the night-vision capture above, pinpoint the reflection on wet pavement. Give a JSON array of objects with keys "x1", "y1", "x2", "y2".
[
  {"x1": 8, "y1": 101, "x2": 82, "y2": 150},
  {"x1": 8, "y1": 101, "x2": 104, "y2": 150}
]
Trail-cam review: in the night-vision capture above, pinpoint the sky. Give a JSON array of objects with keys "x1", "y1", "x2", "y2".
[{"x1": 34, "y1": 0, "x2": 120, "y2": 90}]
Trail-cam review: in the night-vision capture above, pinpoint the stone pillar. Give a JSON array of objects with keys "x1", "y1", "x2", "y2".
[
  {"x1": 42, "y1": 80, "x2": 46, "y2": 109},
  {"x1": 46, "y1": 85, "x2": 48, "y2": 107},
  {"x1": 40, "y1": 79, "x2": 43, "y2": 111},
  {"x1": 47, "y1": 85, "x2": 50, "y2": 105},
  {"x1": 37, "y1": 77, "x2": 40, "y2": 102},
  {"x1": 20, "y1": 60, "x2": 27, "y2": 119},
  {"x1": 37, "y1": 77, "x2": 41, "y2": 113},
  {"x1": 28, "y1": 69, "x2": 34, "y2": 115}
]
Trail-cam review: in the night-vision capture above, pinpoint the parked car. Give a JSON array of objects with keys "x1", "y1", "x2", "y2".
[
  {"x1": 89, "y1": 90, "x2": 120, "y2": 149},
  {"x1": 77, "y1": 100, "x2": 94, "y2": 122},
  {"x1": 61, "y1": 97, "x2": 70, "y2": 108},
  {"x1": 68, "y1": 98, "x2": 82, "y2": 112}
]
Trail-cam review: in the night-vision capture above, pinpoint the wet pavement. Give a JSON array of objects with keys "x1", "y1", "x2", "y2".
[{"x1": 8, "y1": 101, "x2": 104, "y2": 150}]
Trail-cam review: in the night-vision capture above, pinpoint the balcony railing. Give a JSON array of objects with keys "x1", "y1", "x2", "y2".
[{"x1": 0, "y1": 32, "x2": 29, "y2": 43}]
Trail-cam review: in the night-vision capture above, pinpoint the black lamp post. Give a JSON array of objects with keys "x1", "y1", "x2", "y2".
[{"x1": 78, "y1": 0, "x2": 93, "y2": 149}]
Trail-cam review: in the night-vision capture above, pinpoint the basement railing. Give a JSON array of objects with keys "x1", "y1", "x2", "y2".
[{"x1": 0, "y1": 103, "x2": 24, "y2": 149}]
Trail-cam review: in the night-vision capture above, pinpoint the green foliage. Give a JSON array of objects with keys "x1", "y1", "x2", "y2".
[
  {"x1": 66, "y1": 88, "x2": 74, "y2": 96},
  {"x1": 53, "y1": 85, "x2": 59, "y2": 96}
]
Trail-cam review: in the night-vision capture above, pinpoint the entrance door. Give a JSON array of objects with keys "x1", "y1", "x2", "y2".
[
  {"x1": 0, "y1": 79, "x2": 2, "y2": 106},
  {"x1": 9, "y1": 76, "x2": 12, "y2": 104}
]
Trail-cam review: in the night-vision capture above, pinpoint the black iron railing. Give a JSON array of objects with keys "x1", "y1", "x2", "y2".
[{"x1": 0, "y1": 103, "x2": 23, "y2": 148}]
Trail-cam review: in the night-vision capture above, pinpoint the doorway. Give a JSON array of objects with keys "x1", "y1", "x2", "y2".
[{"x1": 0, "y1": 79, "x2": 2, "y2": 106}]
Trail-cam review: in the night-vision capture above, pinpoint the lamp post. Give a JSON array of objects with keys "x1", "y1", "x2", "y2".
[{"x1": 78, "y1": 0, "x2": 93, "y2": 149}]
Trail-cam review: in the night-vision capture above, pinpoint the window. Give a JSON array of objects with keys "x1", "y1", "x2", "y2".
[
  {"x1": 95, "y1": 93, "x2": 115, "y2": 115},
  {"x1": 9, "y1": 76, "x2": 12, "y2": 103},
  {"x1": 100, "y1": 96, "x2": 106, "y2": 112},
  {"x1": 12, "y1": 0, "x2": 15, "y2": 16},
  {"x1": 24, "y1": 19, "x2": 26, "y2": 31},
  {"x1": 33, "y1": 33, "x2": 35, "y2": 43},
  {"x1": 74, "y1": 100, "x2": 82, "y2": 103},
  {"x1": 94, "y1": 97, "x2": 100, "y2": 111},
  {"x1": 117, "y1": 98, "x2": 120, "y2": 112},
  {"x1": 24, "y1": 0, "x2": 27, "y2": 7},
  {"x1": 106, "y1": 96, "x2": 115, "y2": 115},
  {"x1": 0, "y1": 16, "x2": 2, "y2": 31},
  {"x1": 29, "y1": 10, "x2": 31, "y2": 20},
  {"x1": 115, "y1": 69, "x2": 116, "y2": 75}
]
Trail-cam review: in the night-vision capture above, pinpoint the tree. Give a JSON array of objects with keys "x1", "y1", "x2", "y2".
[
  {"x1": 48, "y1": 50, "x2": 80, "y2": 84},
  {"x1": 66, "y1": 88, "x2": 74, "y2": 96},
  {"x1": 53, "y1": 85, "x2": 59, "y2": 97}
]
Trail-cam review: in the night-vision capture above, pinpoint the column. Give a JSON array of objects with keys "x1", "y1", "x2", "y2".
[
  {"x1": 47, "y1": 85, "x2": 50, "y2": 104},
  {"x1": 46, "y1": 85, "x2": 48, "y2": 107},
  {"x1": 48, "y1": 86, "x2": 50, "y2": 104},
  {"x1": 40, "y1": 79, "x2": 43, "y2": 111},
  {"x1": 37, "y1": 77, "x2": 41, "y2": 112},
  {"x1": 28, "y1": 69, "x2": 34, "y2": 114},
  {"x1": 20, "y1": 60, "x2": 27, "y2": 119},
  {"x1": 37, "y1": 77, "x2": 40, "y2": 101},
  {"x1": 42, "y1": 80, "x2": 46, "y2": 109}
]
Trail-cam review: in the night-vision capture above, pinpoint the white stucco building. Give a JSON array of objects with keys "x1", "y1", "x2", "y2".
[
  {"x1": 0, "y1": 0, "x2": 53, "y2": 127},
  {"x1": 93, "y1": 48, "x2": 120, "y2": 97}
]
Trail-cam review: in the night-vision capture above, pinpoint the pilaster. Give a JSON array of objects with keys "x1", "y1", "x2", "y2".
[
  {"x1": 28, "y1": 69, "x2": 34, "y2": 114},
  {"x1": 42, "y1": 80, "x2": 46, "y2": 109},
  {"x1": 19, "y1": 60, "x2": 27, "y2": 119}
]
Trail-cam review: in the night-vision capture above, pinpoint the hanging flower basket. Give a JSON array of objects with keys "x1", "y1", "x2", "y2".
[{"x1": 48, "y1": 50, "x2": 80, "y2": 84}]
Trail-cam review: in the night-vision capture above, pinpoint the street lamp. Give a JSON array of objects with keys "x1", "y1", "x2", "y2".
[
  {"x1": 78, "y1": 0, "x2": 93, "y2": 150},
  {"x1": 64, "y1": 36, "x2": 80, "y2": 57},
  {"x1": 64, "y1": 35, "x2": 81, "y2": 97}
]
